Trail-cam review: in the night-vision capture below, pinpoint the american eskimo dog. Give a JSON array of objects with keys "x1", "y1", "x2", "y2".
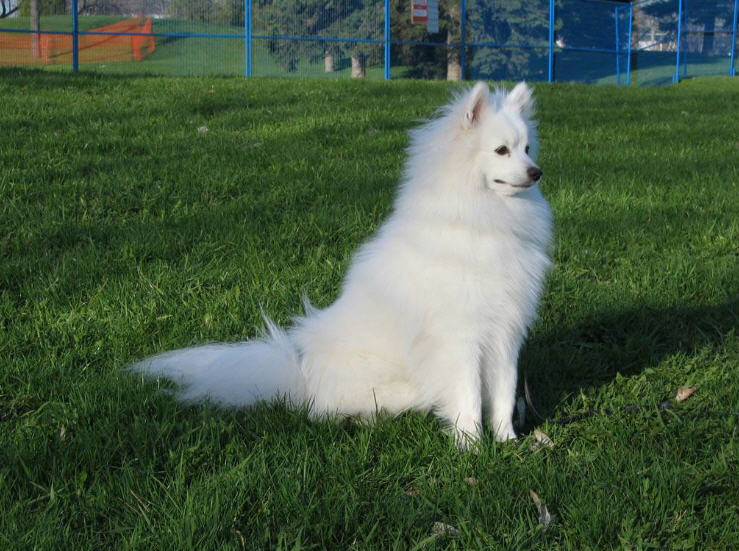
[{"x1": 132, "y1": 81, "x2": 553, "y2": 448}]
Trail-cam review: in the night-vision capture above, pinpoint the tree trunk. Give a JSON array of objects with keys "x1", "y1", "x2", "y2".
[
  {"x1": 324, "y1": 50, "x2": 334, "y2": 73},
  {"x1": 351, "y1": 53, "x2": 366, "y2": 78},
  {"x1": 30, "y1": 0, "x2": 41, "y2": 58},
  {"x1": 1, "y1": 0, "x2": 21, "y2": 17},
  {"x1": 446, "y1": 5, "x2": 462, "y2": 81},
  {"x1": 446, "y1": 33, "x2": 462, "y2": 81},
  {"x1": 702, "y1": 18, "x2": 718, "y2": 55}
]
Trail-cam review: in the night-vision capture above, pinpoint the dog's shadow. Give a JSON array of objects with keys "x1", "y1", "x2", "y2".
[{"x1": 519, "y1": 299, "x2": 737, "y2": 426}]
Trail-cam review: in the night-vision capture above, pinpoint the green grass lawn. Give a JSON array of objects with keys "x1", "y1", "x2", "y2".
[
  {"x1": 1, "y1": 71, "x2": 738, "y2": 549},
  {"x1": 0, "y1": 14, "x2": 126, "y2": 32}
]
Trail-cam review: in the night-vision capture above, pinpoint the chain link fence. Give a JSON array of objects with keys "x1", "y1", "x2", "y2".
[{"x1": 1, "y1": 0, "x2": 737, "y2": 84}]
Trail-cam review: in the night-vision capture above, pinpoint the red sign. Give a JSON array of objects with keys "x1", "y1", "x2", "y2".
[{"x1": 412, "y1": 0, "x2": 428, "y2": 24}]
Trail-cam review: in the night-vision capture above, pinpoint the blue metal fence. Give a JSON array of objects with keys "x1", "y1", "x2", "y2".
[{"x1": 0, "y1": 0, "x2": 736, "y2": 85}]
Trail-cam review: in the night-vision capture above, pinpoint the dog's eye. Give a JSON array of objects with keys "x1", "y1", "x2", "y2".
[
  {"x1": 495, "y1": 146, "x2": 509, "y2": 155},
  {"x1": 525, "y1": 145, "x2": 530, "y2": 154}
]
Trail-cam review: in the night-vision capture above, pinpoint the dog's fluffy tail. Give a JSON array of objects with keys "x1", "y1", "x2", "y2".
[{"x1": 130, "y1": 319, "x2": 306, "y2": 407}]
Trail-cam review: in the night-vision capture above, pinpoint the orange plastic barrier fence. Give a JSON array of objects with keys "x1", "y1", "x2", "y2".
[{"x1": 0, "y1": 17, "x2": 155, "y2": 66}]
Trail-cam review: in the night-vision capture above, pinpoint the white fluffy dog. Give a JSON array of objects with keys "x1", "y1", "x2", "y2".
[{"x1": 132, "y1": 81, "x2": 553, "y2": 448}]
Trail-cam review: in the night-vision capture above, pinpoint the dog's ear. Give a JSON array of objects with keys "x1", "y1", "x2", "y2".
[
  {"x1": 505, "y1": 82, "x2": 535, "y2": 115},
  {"x1": 463, "y1": 81, "x2": 490, "y2": 128}
]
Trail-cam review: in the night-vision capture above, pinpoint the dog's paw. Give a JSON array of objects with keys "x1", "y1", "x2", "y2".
[
  {"x1": 494, "y1": 425, "x2": 518, "y2": 443},
  {"x1": 452, "y1": 426, "x2": 481, "y2": 452}
]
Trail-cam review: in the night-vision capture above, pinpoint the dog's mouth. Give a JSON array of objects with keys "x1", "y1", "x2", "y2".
[{"x1": 494, "y1": 179, "x2": 535, "y2": 189}]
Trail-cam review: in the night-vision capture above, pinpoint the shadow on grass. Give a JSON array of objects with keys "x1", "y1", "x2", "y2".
[{"x1": 521, "y1": 299, "x2": 738, "y2": 423}]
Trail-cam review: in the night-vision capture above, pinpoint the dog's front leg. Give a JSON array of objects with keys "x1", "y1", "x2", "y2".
[
  {"x1": 481, "y1": 350, "x2": 518, "y2": 442},
  {"x1": 419, "y1": 342, "x2": 482, "y2": 450}
]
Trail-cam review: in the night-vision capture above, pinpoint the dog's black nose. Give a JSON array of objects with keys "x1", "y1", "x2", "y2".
[{"x1": 527, "y1": 167, "x2": 543, "y2": 181}]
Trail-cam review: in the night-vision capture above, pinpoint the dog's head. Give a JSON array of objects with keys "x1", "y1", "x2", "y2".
[{"x1": 462, "y1": 81, "x2": 541, "y2": 196}]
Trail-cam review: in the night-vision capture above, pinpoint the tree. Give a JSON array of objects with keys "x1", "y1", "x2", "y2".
[
  {"x1": 322, "y1": 0, "x2": 382, "y2": 77},
  {"x1": 253, "y1": 0, "x2": 317, "y2": 73},
  {"x1": 30, "y1": 0, "x2": 40, "y2": 58},
  {"x1": 73, "y1": 0, "x2": 171, "y2": 16},
  {"x1": 388, "y1": 0, "x2": 466, "y2": 80},
  {"x1": 466, "y1": 1, "x2": 549, "y2": 81},
  {"x1": 19, "y1": 0, "x2": 64, "y2": 16},
  {"x1": 389, "y1": 0, "x2": 443, "y2": 79},
  {"x1": 253, "y1": 0, "x2": 376, "y2": 76},
  {"x1": 18, "y1": 0, "x2": 64, "y2": 58},
  {"x1": 444, "y1": 0, "x2": 461, "y2": 80},
  {"x1": 170, "y1": 0, "x2": 218, "y2": 23},
  {"x1": 679, "y1": 0, "x2": 734, "y2": 55},
  {"x1": 0, "y1": 0, "x2": 20, "y2": 18},
  {"x1": 222, "y1": 0, "x2": 245, "y2": 26}
]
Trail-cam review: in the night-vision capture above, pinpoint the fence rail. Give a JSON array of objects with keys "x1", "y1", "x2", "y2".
[{"x1": 1, "y1": 0, "x2": 737, "y2": 85}]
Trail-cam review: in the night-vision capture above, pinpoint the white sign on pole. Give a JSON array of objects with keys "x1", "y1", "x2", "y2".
[{"x1": 426, "y1": 0, "x2": 439, "y2": 33}]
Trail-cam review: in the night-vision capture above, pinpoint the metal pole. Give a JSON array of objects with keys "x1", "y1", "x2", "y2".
[
  {"x1": 731, "y1": 0, "x2": 738, "y2": 76},
  {"x1": 72, "y1": 0, "x2": 79, "y2": 72},
  {"x1": 384, "y1": 0, "x2": 390, "y2": 79},
  {"x1": 674, "y1": 0, "x2": 682, "y2": 83},
  {"x1": 682, "y1": 0, "x2": 688, "y2": 77},
  {"x1": 627, "y1": 1, "x2": 633, "y2": 85},
  {"x1": 547, "y1": 0, "x2": 555, "y2": 82},
  {"x1": 244, "y1": 0, "x2": 252, "y2": 77},
  {"x1": 615, "y1": 6, "x2": 621, "y2": 85},
  {"x1": 460, "y1": 0, "x2": 467, "y2": 81}
]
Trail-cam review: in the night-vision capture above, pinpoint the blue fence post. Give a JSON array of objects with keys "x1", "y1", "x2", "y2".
[
  {"x1": 673, "y1": 0, "x2": 682, "y2": 83},
  {"x1": 384, "y1": 0, "x2": 390, "y2": 79},
  {"x1": 72, "y1": 0, "x2": 79, "y2": 73},
  {"x1": 626, "y1": 1, "x2": 633, "y2": 85},
  {"x1": 244, "y1": 0, "x2": 252, "y2": 77},
  {"x1": 682, "y1": 0, "x2": 688, "y2": 77},
  {"x1": 615, "y1": 6, "x2": 621, "y2": 85},
  {"x1": 547, "y1": 0, "x2": 555, "y2": 82},
  {"x1": 460, "y1": 0, "x2": 467, "y2": 81},
  {"x1": 731, "y1": 0, "x2": 738, "y2": 76}
]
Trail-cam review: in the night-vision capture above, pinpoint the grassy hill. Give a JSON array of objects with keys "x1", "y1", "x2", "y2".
[{"x1": 1, "y1": 71, "x2": 738, "y2": 549}]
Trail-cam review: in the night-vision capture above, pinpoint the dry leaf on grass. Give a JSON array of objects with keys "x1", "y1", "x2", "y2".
[
  {"x1": 464, "y1": 477, "x2": 479, "y2": 486},
  {"x1": 675, "y1": 386, "x2": 697, "y2": 403},
  {"x1": 530, "y1": 428, "x2": 554, "y2": 453},
  {"x1": 529, "y1": 490, "x2": 555, "y2": 531},
  {"x1": 431, "y1": 522, "x2": 459, "y2": 537},
  {"x1": 404, "y1": 486, "x2": 420, "y2": 496}
]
